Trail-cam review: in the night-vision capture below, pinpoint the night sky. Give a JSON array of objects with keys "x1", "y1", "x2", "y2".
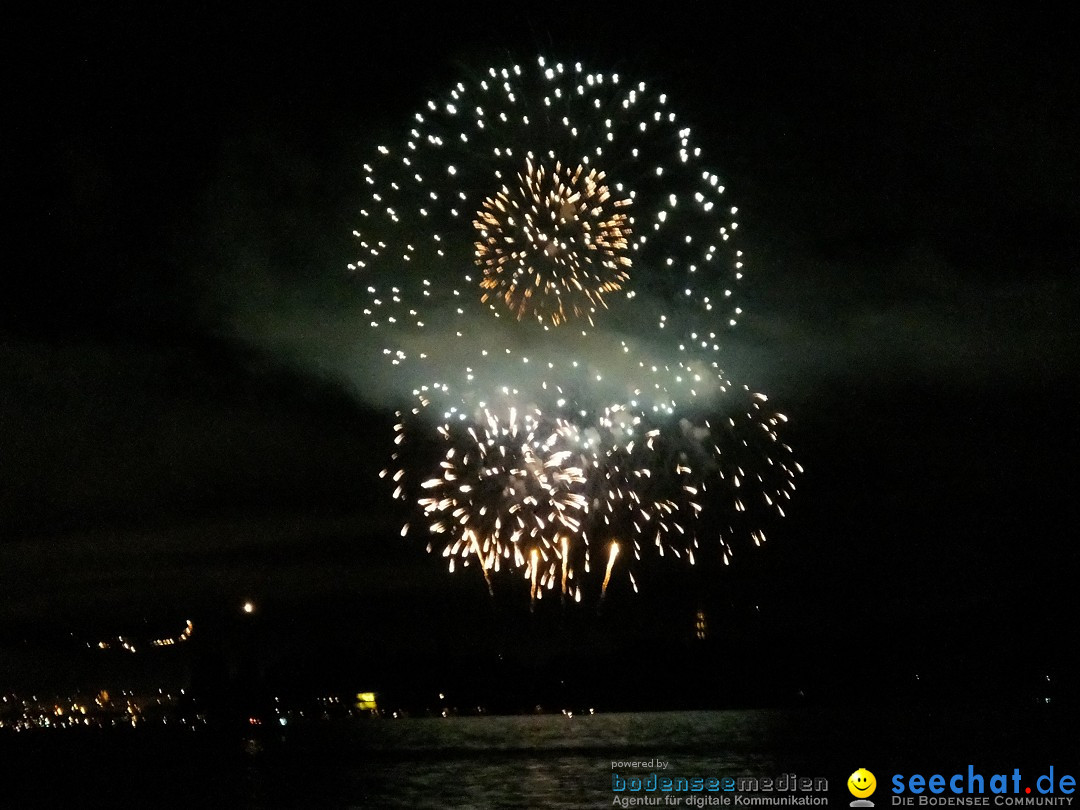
[{"x1": 4, "y1": 5, "x2": 1078, "y2": 705}]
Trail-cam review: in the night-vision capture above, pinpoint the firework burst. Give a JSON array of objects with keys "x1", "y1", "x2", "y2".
[
  {"x1": 350, "y1": 56, "x2": 744, "y2": 365},
  {"x1": 415, "y1": 407, "x2": 587, "y2": 594},
  {"x1": 360, "y1": 57, "x2": 798, "y2": 603},
  {"x1": 475, "y1": 157, "x2": 632, "y2": 326}
]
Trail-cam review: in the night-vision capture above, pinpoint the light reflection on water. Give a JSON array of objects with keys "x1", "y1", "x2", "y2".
[
  {"x1": 5, "y1": 706, "x2": 1073, "y2": 808},
  {"x1": 349, "y1": 710, "x2": 786, "y2": 757},
  {"x1": 334, "y1": 710, "x2": 805, "y2": 808},
  {"x1": 292, "y1": 705, "x2": 1076, "y2": 809}
]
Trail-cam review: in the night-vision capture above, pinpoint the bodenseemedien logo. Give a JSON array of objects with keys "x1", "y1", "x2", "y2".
[
  {"x1": 610, "y1": 770, "x2": 829, "y2": 806},
  {"x1": 849, "y1": 768, "x2": 878, "y2": 807}
]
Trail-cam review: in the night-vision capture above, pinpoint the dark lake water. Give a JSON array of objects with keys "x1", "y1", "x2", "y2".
[{"x1": 4, "y1": 706, "x2": 1076, "y2": 808}]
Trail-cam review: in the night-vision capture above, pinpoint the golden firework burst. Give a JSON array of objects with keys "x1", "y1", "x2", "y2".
[{"x1": 474, "y1": 158, "x2": 632, "y2": 326}]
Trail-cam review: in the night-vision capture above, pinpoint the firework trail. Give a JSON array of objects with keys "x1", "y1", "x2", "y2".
[{"x1": 361, "y1": 57, "x2": 800, "y2": 603}]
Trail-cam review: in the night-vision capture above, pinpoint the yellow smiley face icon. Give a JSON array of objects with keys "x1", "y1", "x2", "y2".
[{"x1": 848, "y1": 768, "x2": 877, "y2": 798}]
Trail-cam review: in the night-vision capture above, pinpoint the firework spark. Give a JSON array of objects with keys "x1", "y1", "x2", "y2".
[{"x1": 601, "y1": 541, "x2": 620, "y2": 599}]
